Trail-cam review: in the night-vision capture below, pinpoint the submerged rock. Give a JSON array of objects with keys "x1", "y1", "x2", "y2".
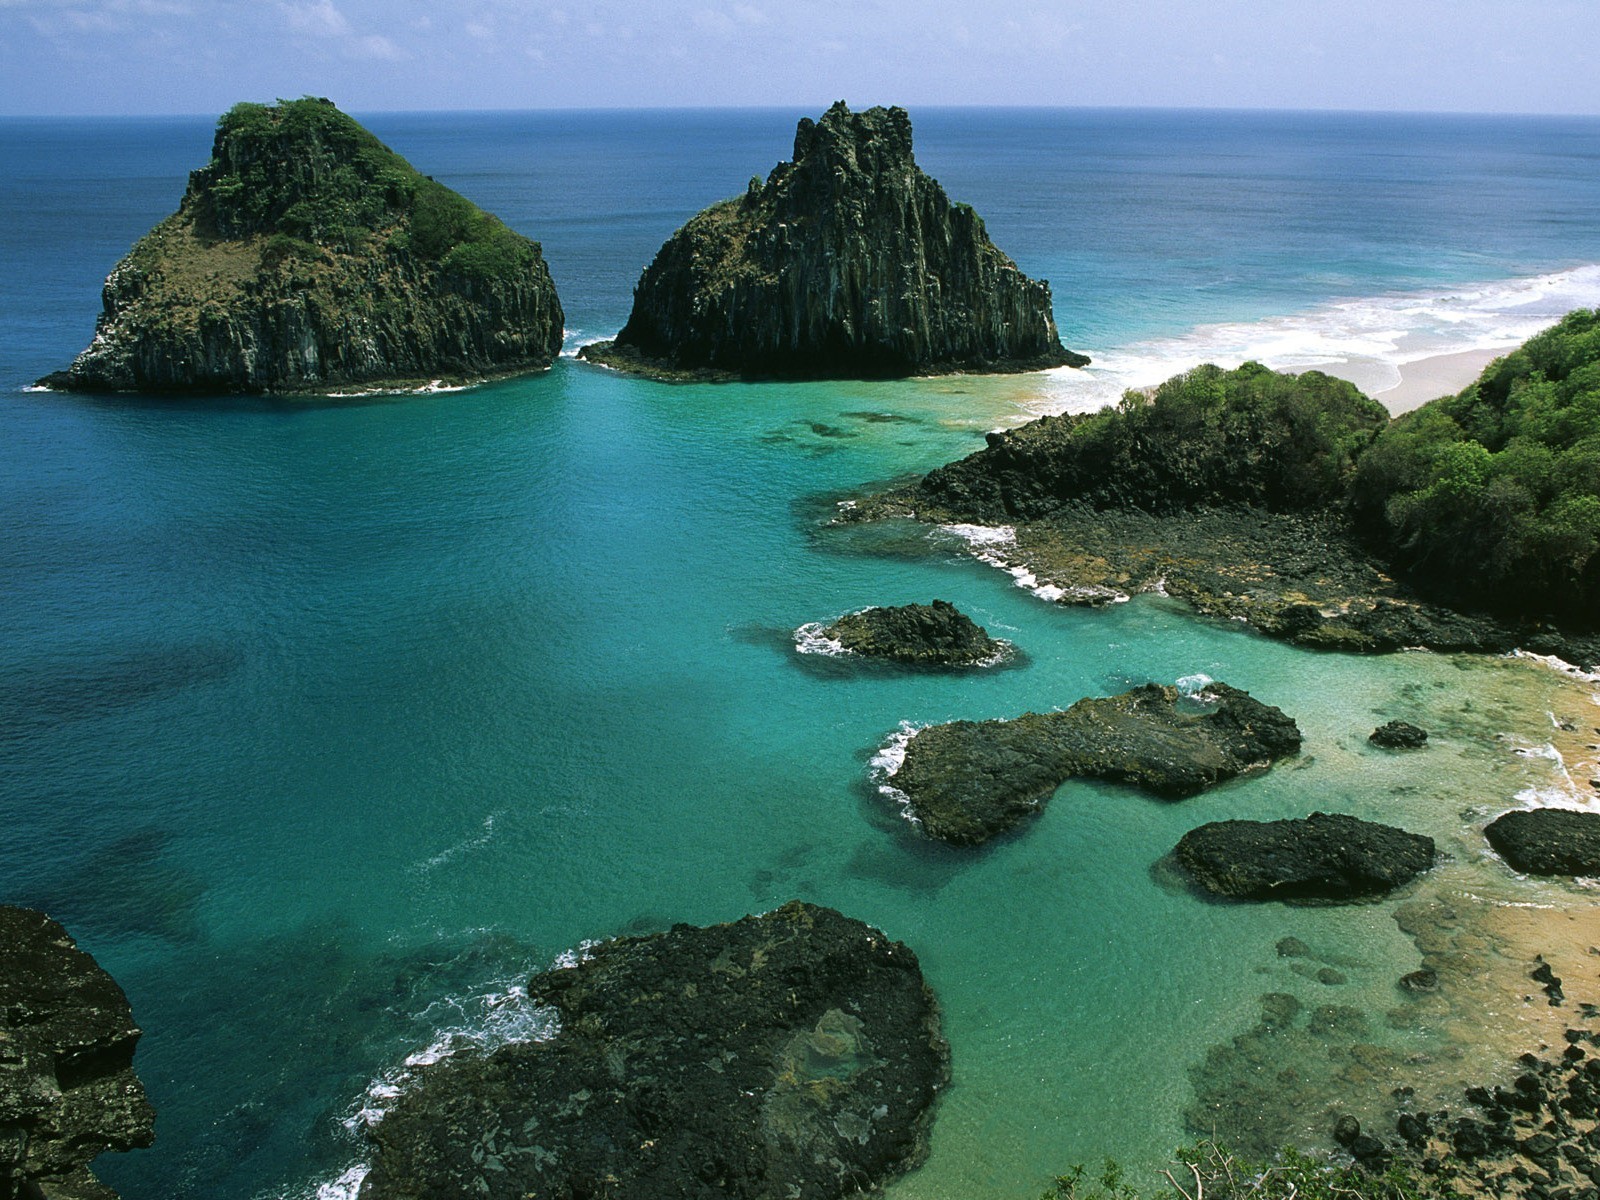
[
  {"x1": 581, "y1": 102, "x2": 1086, "y2": 381},
  {"x1": 0, "y1": 905, "x2": 155, "y2": 1199},
  {"x1": 1485, "y1": 808, "x2": 1600, "y2": 876},
  {"x1": 1370, "y1": 720, "x2": 1428, "y2": 749},
  {"x1": 885, "y1": 681, "x2": 1301, "y2": 845},
  {"x1": 1174, "y1": 812, "x2": 1436, "y2": 902},
  {"x1": 42, "y1": 97, "x2": 563, "y2": 395},
  {"x1": 811, "y1": 600, "x2": 1006, "y2": 666},
  {"x1": 359, "y1": 901, "x2": 947, "y2": 1200}
]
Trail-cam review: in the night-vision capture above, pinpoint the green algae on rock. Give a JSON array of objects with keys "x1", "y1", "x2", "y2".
[
  {"x1": 358, "y1": 902, "x2": 947, "y2": 1200},
  {"x1": 0, "y1": 905, "x2": 155, "y2": 1199},
  {"x1": 580, "y1": 102, "x2": 1086, "y2": 381},
  {"x1": 41, "y1": 98, "x2": 563, "y2": 395},
  {"x1": 880, "y1": 681, "x2": 1302, "y2": 846}
]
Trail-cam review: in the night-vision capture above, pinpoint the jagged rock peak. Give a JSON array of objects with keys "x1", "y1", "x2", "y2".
[
  {"x1": 581, "y1": 101, "x2": 1088, "y2": 381},
  {"x1": 41, "y1": 97, "x2": 564, "y2": 396}
]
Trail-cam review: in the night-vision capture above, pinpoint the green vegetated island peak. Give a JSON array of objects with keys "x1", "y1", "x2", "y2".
[
  {"x1": 42, "y1": 98, "x2": 1092, "y2": 397},
  {"x1": 41, "y1": 97, "x2": 564, "y2": 395}
]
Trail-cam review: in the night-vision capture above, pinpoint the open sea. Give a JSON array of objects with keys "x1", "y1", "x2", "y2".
[{"x1": 4, "y1": 107, "x2": 1600, "y2": 1199}]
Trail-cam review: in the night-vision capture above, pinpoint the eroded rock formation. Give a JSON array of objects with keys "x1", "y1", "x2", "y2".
[{"x1": 581, "y1": 102, "x2": 1085, "y2": 380}]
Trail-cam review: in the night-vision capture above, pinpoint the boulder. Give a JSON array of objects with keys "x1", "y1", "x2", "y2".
[
  {"x1": 1174, "y1": 812, "x2": 1436, "y2": 902},
  {"x1": 0, "y1": 905, "x2": 155, "y2": 1199},
  {"x1": 580, "y1": 102, "x2": 1085, "y2": 381},
  {"x1": 886, "y1": 681, "x2": 1301, "y2": 845},
  {"x1": 813, "y1": 600, "x2": 1006, "y2": 666},
  {"x1": 1370, "y1": 720, "x2": 1428, "y2": 749},
  {"x1": 42, "y1": 98, "x2": 563, "y2": 395},
  {"x1": 359, "y1": 902, "x2": 948, "y2": 1200},
  {"x1": 1485, "y1": 808, "x2": 1600, "y2": 876}
]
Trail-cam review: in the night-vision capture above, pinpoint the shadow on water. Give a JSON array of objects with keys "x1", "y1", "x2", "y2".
[
  {"x1": 13, "y1": 828, "x2": 207, "y2": 943},
  {"x1": 0, "y1": 641, "x2": 243, "y2": 737},
  {"x1": 96, "y1": 920, "x2": 547, "y2": 1200}
]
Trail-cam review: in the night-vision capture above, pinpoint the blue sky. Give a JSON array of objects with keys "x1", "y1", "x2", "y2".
[{"x1": 3, "y1": 0, "x2": 1598, "y2": 116}]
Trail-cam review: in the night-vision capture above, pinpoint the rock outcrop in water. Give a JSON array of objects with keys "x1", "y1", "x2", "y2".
[
  {"x1": 580, "y1": 102, "x2": 1086, "y2": 381},
  {"x1": 1369, "y1": 720, "x2": 1428, "y2": 749},
  {"x1": 41, "y1": 98, "x2": 563, "y2": 395},
  {"x1": 884, "y1": 682, "x2": 1301, "y2": 845},
  {"x1": 359, "y1": 901, "x2": 947, "y2": 1200},
  {"x1": 1485, "y1": 809, "x2": 1600, "y2": 876},
  {"x1": 807, "y1": 600, "x2": 1007, "y2": 666},
  {"x1": 0, "y1": 905, "x2": 155, "y2": 1199},
  {"x1": 1173, "y1": 812, "x2": 1436, "y2": 902}
]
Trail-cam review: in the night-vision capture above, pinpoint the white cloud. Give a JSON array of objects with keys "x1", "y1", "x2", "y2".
[
  {"x1": 282, "y1": 0, "x2": 348, "y2": 37},
  {"x1": 354, "y1": 31, "x2": 404, "y2": 59}
]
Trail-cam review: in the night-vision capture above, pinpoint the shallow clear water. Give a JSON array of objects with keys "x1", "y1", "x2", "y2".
[{"x1": 3, "y1": 109, "x2": 1600, "y2": 1199}]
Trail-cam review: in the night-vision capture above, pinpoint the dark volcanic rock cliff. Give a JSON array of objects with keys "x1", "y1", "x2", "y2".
[
  {"x1": 359, "y1": 902, "x2": 947, "y2": 1200},
  {"x1": 43, "y1": 98, "x2": 563, "y2": 395},
  {"x1": 0, "y1": 905, "x2": 155, "y2": 1199},
  {"x1": 581, "y1": 102, "x2": 1086, "y2": 380}
]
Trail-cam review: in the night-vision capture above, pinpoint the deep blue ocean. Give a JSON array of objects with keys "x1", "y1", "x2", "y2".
[{"x1": 4, "y1": 108, "x2": 1600, "y2": 1199}]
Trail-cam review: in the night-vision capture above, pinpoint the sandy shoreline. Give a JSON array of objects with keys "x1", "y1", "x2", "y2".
[{"x1": 1320, "y1": 347, "x2": 1507, "y2": 415}]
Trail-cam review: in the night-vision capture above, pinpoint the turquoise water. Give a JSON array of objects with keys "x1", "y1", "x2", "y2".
[{"x1": 3, "y1": 109, "x2": 1600, "y2": 1198}]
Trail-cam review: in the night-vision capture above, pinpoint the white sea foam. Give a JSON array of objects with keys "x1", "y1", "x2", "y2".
[
  {"x1": 1176, "y1": 674, "x2": 1215, "y2": 698},
  {"x1": 342, "y1": 972, "x2": 562, "y2": 1137},
  {"x1": 413, "y1": 811, "x2": 504, "y2": 873},
  {"x1": 550, "y1": 938, "x2": 601, "y2": 970},
  {"x1": 793, "y1": 620, "x2": 848, "y2": 657},
  {"x1": 1511, "y1": 650, "x2": 1600, "y2": 689},
  {"x1": 1026, "y1": 263, "x2": 1600, "y2": 417},
  {"x1": 310, "y1": 1164, "x2": 370, "y2": 1200},
  {"x1": 870, "y1": 721, "x2": 925, "y2": 820}
]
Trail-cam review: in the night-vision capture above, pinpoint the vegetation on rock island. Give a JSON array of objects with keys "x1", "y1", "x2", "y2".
[
  {"x1": 43, "y1": 96, "x2": 563, "y2": 395},
  {"x1": 1350, "y1": 308, "x2": 1600, "y2": 622}
]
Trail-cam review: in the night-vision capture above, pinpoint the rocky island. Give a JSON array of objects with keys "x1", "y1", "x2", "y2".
[
  {"x1": 1173, "y1": 812, "x2": 1436, "y2": 902},
  {"x1": 881, "y1": 681, "x2": 1301, "y2": 845},
  {"x1": 41, "y1": 98, "x2": 563, "y2": 395},
  {"x1": 797, "y1": 600, "x2": 1008, "y2": 666},
  {"x1": 0, "y1": 905, "x2": 155, "y2": 1200},
  {"x1": 358, "y1": 902, "x2": 947, "y2": 1200},
  {"x1": 580, "y1": 102, "x2": 1086, "y2": 381}
]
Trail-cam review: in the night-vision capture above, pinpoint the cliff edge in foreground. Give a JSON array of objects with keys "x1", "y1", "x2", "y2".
[
  {"x1": 581, "y1": 102, "x2": 1086, "y2": 381},
  {"x1": 42, "y1": 98, "x2": 563, "y2": 395},
  {"x1": 0, "y1": 905, "x2": 155, "y2": 1199}
]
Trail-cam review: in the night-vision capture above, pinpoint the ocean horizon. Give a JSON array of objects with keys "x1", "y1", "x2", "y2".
[{"x1": 4, "y1": 105, "x2": 1600, "y2": 1199}]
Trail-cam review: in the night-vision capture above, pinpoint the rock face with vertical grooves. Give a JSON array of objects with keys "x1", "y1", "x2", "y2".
[
  {"x1": 359, "y1": 902, "x2": 948, "y2": 1200},
  {"x1": 0, "y1": 905, "x2": 155, "y2": 1199},
  {"x1": 580, "y1": 102, "x2": 1086, "y2": 381},
  {"x1": 41, "y1": 98, "x2": 563, "y2": 396}
]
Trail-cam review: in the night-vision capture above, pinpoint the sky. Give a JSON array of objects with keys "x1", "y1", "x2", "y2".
[{"x1": 3, "y1": 0, "x2": 1599, "y2": 117}]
